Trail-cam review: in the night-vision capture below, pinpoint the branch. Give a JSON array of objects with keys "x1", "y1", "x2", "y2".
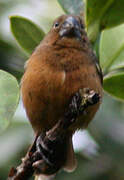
[{"x1": 7, "y1": 88, "x2": 100, "y2": 180}]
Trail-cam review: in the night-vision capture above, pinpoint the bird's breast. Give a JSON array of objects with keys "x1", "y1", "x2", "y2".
[{"x1": 21, "y1": 50, "x2": 102, "y2": 133}]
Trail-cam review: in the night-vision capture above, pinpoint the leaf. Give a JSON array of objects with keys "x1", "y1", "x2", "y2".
[
  {"x1": 0, "y1": 38, "x2": 14, "y2": 52},
  {"x1": 85, "y1": 0, "x2": 124, "y2": 42},
  {"x1": 58, "y1": 0, "x2": 83, "y2": 14},
  {"x1": 0, "y1": 70, "x2": 20, "y2": 132},
  {"x1": 10, "y1": 16, "x2": 45, "y2": 55},
  {"x1": 85, "y1": 0, "x2": 114, "y2": 41},
  {"x1": 103, "y1": 70, "x2": 124, "y2": 101},
  {"x1": 102, "y1": 0, "x2": 124, "y2": 29},
  {"x1": 100, "y1": 24, "x2": 124, "y2": 73}
]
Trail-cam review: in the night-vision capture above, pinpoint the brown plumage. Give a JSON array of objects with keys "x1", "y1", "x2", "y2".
[{"x1": 21, "y1": 15, "x2": 103, "y2": 173}]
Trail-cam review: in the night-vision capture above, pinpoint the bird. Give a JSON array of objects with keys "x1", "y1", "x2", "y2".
[{"x1": 21, "y1": 14, "x2": 103, "y2": 177}]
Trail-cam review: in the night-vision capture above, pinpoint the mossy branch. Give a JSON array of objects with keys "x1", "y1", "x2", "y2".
[{"x1": 7, "y1": 88, "x2": 100, "y2": 180}]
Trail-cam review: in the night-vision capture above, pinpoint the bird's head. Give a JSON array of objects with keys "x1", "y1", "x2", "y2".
[{"x1": 43, "y1": 15, "x2": 89, "y2": 49}]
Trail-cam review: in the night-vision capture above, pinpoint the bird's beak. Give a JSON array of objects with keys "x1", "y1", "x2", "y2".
[{"x1": 59, "y1": 16, "x2": 82, "y2": 39}]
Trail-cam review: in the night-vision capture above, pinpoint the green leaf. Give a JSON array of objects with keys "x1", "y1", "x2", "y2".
[
  {"x1": 85, "y1": 0, "x2": 124, "y2": 42},
  {"x1": 85, "y1": 0, "x2": 114, "y2": 41},
  {"x1": 100, "y1": 24, "x2": 124, "y2": 73},
  {"x1": 0, "y1": 70, "x2": 20, "y2": 132},
  {"x1": 103, "y1": 70, "x2": 124, "y2": 101},
  {"x1": 10, "y1": 16, "x2": 45, "y2": 55},
  {"x1": 0, "y1": 39, "x2": 14, "y2": 52},
  {"x1": 102, "y1": 0, "x2": 124, "y2": 29},
  {"x1": 58, "y1": 0, "x2": 83, "y2": 14}
]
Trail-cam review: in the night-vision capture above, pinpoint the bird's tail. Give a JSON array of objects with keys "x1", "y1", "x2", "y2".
[
  {"x1": 63, "y1": 136, "x2": 77, "y2": 172},
  {"x1": 36, "y1": 174, "x2": 55, "y2": 180}
]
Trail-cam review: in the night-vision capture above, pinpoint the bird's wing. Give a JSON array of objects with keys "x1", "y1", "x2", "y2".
[{"x1": 90, "y1": 51, "x2": 103, "y2": 84}]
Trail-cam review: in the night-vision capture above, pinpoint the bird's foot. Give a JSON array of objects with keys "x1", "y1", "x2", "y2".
[
  {"x1": 32, "y1": 133, "x2": 67, "y2": 175},
  {"x1": 78, "y1": 88, "x2": 100, "y2": 113},
  {"x1": 65, "y1": 88, "x2": 100, "y2": 120}
]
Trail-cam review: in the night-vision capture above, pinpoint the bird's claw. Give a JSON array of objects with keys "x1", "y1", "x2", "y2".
[
  {"x1": 67, "y1": 88, "x2": 100, "y2": 117},
  {"x1": 33, "y1": 133, "x2": 67, "y2": 175},
  {"x1": 79, "y1": 88, "x2": 100, "y2": 113}
]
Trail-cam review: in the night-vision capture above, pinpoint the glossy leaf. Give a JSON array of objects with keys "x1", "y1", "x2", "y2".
[
  {"x1": 0, "y1": 70, "x2": 20, "y2": 132},
  {"x1": 10, "y1": 16, "x2": 45, "y2": 55},
  {"x1": 100, "y1": 24, "x2": 124, "y2": 73},
  {"x1": 58, "y1": 0, "x2": 83, "y2": 14},
  {"x1": 103, "y1": 70, "x2": 124, "y2": 101},
  {"x1": 85, "y1": 0, "x2": 124, "y2": 42},
  {"x1": 85, "y1": 0, "x2": 113, "y2": 41},
  {"x1": 102, "y1": 0, "x2": 124, "y2": 29}
]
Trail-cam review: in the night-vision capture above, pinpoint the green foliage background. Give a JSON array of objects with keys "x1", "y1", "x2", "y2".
[{"x1": 1, "y1": 0, "x2": 124, "y2": 179}]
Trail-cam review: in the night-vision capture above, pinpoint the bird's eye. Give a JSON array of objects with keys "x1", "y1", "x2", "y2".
[{"x1": 54, "y1": 22, "x2": 59, "y2": 28}]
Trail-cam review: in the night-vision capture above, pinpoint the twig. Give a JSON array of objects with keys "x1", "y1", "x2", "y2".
[{"x1": 7, "y1": 88, "x2": 100, "y2": 180}]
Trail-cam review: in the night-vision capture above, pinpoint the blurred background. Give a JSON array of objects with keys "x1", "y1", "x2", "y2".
[{"x1": 1, "y1": 0, "x2": 124, "y2": 180}]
